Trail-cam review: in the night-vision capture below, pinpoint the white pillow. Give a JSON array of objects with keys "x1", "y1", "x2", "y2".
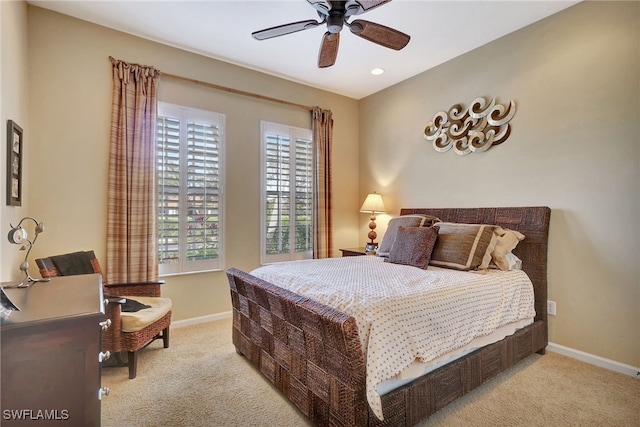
[{"x1": 503, "y1": 252, "x2": 523, "y2": 270}]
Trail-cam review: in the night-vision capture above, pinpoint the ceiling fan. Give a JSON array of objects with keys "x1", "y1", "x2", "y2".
[{"x1": 251, "y1": 0, "x2": 410, "y2": 68}]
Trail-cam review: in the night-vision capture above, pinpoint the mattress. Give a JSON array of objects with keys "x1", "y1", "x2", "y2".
[
  {"x1": 251, "y1": 255, "x2": 536, "y2": 420},
  {"x1": 376, "y1": 317, "x2": 533, "y2": 395}
]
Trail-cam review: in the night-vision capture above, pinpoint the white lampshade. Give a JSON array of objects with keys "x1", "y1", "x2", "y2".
[{"x1": 360, "y1": 192, "x2": 386, "y2": 214}]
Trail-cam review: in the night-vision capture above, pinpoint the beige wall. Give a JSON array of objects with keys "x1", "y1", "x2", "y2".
[
  {"x1": 359, "y1": 1, "x2": 639, "y2": 367},
  {"x1": 21, "y1": 6, "x2": 360, "y2": 321},
  {"x1": 0, "y1": 0, "x2": 30, "y2": 281},
  {"x1": 2, "y1": 1, "x2": 637, "y2": 369}
]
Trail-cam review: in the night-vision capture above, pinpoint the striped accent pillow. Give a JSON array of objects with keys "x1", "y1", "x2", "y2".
[{"x1": 430, "y1": 223, "x2": 499, "y2": 271}]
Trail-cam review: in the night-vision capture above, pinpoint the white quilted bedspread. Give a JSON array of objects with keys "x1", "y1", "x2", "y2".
[{"x1": 251, "y1": 256, "x2": 535, "y2": 421}]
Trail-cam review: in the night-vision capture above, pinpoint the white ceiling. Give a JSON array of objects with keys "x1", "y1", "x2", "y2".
[{"x1": 28, "y1": 0, "x2": 579, "y2": 99}]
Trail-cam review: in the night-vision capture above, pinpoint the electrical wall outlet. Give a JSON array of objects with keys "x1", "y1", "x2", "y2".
[{"x1": 547, "y1": 300, "x2": 557, "y2": 316}]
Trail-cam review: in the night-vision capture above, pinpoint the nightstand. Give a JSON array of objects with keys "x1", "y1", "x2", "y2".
[{"x1": 340, "y1": 247, "x2": 369, "y2": 257}]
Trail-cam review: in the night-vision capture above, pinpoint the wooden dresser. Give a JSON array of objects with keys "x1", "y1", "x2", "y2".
[{"x1": 1, "y1": 274, "x2": 108, "y2": 426}]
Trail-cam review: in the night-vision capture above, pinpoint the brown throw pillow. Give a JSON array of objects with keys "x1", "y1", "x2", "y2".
[
  {"x1": 430, "y1": 223, "x2": 499, "y2": 271},
  {"x1": 385, "y1": 226, "x2": 439, "y2": 269},
  {"x1": 377, "y1": 215, "x2": 440, "y2": 257}
]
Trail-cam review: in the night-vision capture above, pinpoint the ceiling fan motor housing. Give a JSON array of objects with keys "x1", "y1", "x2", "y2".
[{"x1": 326, "y1": 12, "x2": 344, "y2": 33}]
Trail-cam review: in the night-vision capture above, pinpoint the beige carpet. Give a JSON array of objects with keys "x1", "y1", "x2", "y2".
[{"x1": 102, "y1": 318, "x2": 640, "y2": 427}]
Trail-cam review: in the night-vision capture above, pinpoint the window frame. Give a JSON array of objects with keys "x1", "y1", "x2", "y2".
[
  {"x1": 260, "y1": 121, "x2": 314, "y2": 265},
  {"x1": 157, "y1": 101, "x2": 226, "y2": 276}
]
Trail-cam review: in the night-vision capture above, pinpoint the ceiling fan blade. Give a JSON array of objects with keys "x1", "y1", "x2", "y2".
[
  {"x1": 252, "y1": 19, "x2": 321, "y2": 40},
  {"x1": 318, "y1": 32, "x2": 340, "y2": 68},
  {"x1": 349, "y1": 19, "x2": 410, "y2": 50},
  {"x1": 345, "y1": 0, "x2": 392, "y2": 16},
  {"x1": 307, "y1": 0, "x2": 331, "y2": 16}
]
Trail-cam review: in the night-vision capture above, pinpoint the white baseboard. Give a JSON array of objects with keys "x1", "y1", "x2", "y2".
[
  {"x1": 548, "y1": 342, "x2": 640, "y2": 379},
  {"x1": 171, "y1": 311, "x2": 232, "y2": 329}
]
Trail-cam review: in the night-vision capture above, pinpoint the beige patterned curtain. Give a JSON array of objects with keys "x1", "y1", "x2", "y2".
[
  {"x1": 312, "y1": 107, "x2": 333, "y2": 259},
  {"x1": 106, "y1": 57, "x2": 160, "y2": 283}
]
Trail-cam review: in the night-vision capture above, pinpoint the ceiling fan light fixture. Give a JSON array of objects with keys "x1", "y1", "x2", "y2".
[
  {"x1": 371, "y1": 68, "x2": 384, "y2": 75},
  {"x1": 345, "y1": 0, "x2": 363, "y2": 16},
  {"x1": 309, "y1": 0, "x2": 331, "y2": 15},
  {"x1": 348, "y1": 21, "x2": 364, "y2": 34}
]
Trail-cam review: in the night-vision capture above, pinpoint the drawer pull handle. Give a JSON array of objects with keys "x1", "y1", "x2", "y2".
[
  {"x1": 98, "y1": 387, "x2": 110, "y2": 400},
  {"x1": 99, "y1": 351, "x2": 111, "y2": 362},
  {"x1": 99, "y1": 319, "x2": 111, "y2": 331}
]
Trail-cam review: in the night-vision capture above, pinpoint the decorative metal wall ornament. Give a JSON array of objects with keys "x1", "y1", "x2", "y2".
[{"x1": 423, "y1": 97, "x2": 516, "y2": 155}]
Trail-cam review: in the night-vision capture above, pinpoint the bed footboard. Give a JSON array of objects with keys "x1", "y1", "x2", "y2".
[
  {"x1": 227, "y1": 267, "x2": 369, "y2": 426},
  {"x1": 378, "y1": 319, "x2": 546, "y2": 426},
  {"x1": 228, "y1": 268, "x2": 546, "y2": 427}
]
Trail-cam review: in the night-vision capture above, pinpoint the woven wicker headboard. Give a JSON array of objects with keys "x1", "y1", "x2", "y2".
[{"x1": 400, "y1": 207, "x2": 551, "y2": 329}]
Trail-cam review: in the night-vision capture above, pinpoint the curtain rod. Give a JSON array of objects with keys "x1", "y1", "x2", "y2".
[{"x1": 162, "y1": 72, "x2": 314, "y2": 112}]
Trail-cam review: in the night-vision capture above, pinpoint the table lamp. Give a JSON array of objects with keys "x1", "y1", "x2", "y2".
[
  {"x1": 359, "y1": 191, "x2": 386, "y2": 252},
  {"x1": 7, "y1": 216, "x2": 50, "y2": 287}
]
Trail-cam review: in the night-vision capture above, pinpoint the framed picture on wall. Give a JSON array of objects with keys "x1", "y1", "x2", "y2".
[{"x1": 6, "y1": 120, "x2": 23, "y2": 206}]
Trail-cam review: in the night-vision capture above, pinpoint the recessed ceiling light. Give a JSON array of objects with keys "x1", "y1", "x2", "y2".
[{"x1": 370, "y1": 68, "x2": 384, "y2": 76}]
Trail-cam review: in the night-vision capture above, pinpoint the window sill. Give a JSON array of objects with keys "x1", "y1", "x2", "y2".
[{"x1": 159, "y1": 268, "x2": 224, "y2": 278}]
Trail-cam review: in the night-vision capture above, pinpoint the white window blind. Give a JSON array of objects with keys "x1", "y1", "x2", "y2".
[
  {"x1": 157, "y1": 102, "x2": 225, "y2": 275},
  {"x1": 261, "y1": 121, "x2": 313, "y2": 264}
]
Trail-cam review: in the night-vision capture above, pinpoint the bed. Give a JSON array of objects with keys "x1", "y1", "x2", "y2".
[{"x1": 226, "y1": 206, "x2": 550, "y2": 426}]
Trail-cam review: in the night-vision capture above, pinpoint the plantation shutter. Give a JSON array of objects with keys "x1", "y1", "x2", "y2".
[
  {"x1": 265, "y1": 134, "x2": 291, "y2": 255},
  {"x1": 157, "y1": 116, "x2": 181, "y2": 265},
  {"x1": 186, "y1": 121, "x2": 222, "y2": 263},
  {"x1": 157, "y1": 103, "x2": 224, "y2": 274},
  {"x1": 261, "y1": 121, "x2": 313, "y2": 264},
  {"x1": 294, "y1": 136, "x2": 313, "y2": 252}
]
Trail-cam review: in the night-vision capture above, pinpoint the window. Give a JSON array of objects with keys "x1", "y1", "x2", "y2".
[
  {"x1": 156, "y1": 102, "x2": 225, "y2": 275},
  {"x1": 261, "y1": 121, "x2": 313, "y2": 264}
]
